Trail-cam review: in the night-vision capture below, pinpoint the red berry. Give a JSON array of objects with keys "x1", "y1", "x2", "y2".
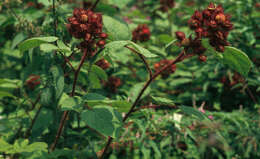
[
  {"x1": 175, "y1": 31, "x2": 186, "y2": 41},
  {"x1": 100, "y1": 33, "x2": 108, "y2": 39},
  {"x1": 97, "y1": 40, "x2": 106, "y2": 48},
  {"x1": 198, "y1": 55, "x2": 207, "y2": 62}
]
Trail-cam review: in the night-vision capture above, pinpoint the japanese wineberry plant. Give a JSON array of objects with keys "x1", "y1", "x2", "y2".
[{"x1": 0, "y1": 0, "x2": 259, "y2": 159}]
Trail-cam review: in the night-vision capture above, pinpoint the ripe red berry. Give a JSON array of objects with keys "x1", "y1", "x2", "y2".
[
  {"x1": 97, "y1": 40, "x2": 106, "y2": 48},
  {"x1": 26, "y1": 75, "x2": 41, "y2": 90},
  {"x1": 100, "y1": 33, "x2": 108, "y2": 39},
  {"x1": 95, "y1": 58, "x2": 110, "y2": 70},
  {"x1": 175, "y1": 31, "x2": 186, "y2": 41},
  {"x1": 198, "y1": 55, "x2": 207, "y2": 62}
]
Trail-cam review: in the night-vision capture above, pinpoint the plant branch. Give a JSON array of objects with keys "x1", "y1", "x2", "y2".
[
  {"x1": 25, "y1": 105, "x2": 43, "y2": 138},
  {"x1": 125, "y1": 45, "x2": 153, "y2": 79},
  {"x1": 59, "y1": 52, "x2": 75, "y2": 72},
  {"x1": 123, "y1": 51, "x2": 185, "y2": 122},
  {"x1": 50, "y1": 50, "x2": 88, "y2": 152},
  {"x1": 29, "y1": 94, "x2": 41, "y2": 111},
  {"x1": 99, "y1": 50, "x2": 186, "y2": 158},
  {"x1": 91, "y1": 0, "x2": 101, "y2": 10}
]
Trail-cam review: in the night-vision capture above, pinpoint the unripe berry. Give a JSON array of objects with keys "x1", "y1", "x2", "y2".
[{"x1": 181, "y1": 38, "x2": 190, "y2": 47}]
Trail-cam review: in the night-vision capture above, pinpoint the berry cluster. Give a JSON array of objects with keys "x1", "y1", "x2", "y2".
[
  {"x1": 188, "y1": 2, "x2": 233, "y2": 52},
  {"x1": 105, "y1": 76, "x2": 122, "y2": 92},
  {"x1": 154, "y1": 60, "x2": 177, "y2": 78},
  {"x1": 67, "y1": 8, "x2": 107, "y2": 56},
  {"x1": 26, "y1": 75, "x2": 41, "y2": 90},
  {"x1": 95, "y1": 58, "x2": 110, "y2": 70},
  {"x1": 176, "y1": 3, "x2": 233, "y2": 62},
  {"x1": 159, "y1": 0, "x2": 175, "y2": 12},
  {"x1": 132, "y1": 24, "x2": 151, "y2": 42}
]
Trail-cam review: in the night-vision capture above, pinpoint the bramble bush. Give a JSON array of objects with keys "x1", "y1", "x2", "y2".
[{"x1": 0, "y1": 0, "x2": 259, "y2": 158}]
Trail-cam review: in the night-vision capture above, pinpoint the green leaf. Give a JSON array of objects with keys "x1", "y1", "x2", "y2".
[
  {"x1": 12, "y1": 33, "x2": 27, "y2": 49},
  {"x1": 26, "y1": 142, "x2": 48, "y2": 152},
  {"x1": 40, "y1": 87, "x2": 53, "y2": 106},
  {"x1": 165, "y1": 39, "x2": 177, "y2": 49},
  {"x1": 111, "y1": 100, "x2": 132, "y2": 113},
  {"x1": 103, "y1": 15, "x2": 131, "y2": 40},
  {"x1": 50, "y1": 65, "x2": 64, "y2": 99},
  {"x1": 128, "y1": 82, "x2": 151, "y2": 102},
  {"x1": 202, "y1": 38, "x2": 252, "y2": 76},
  {"x1": 222, "y1": 46, "x2": 252, "y2": 77},
  {"x1": 0, "y1": 91, "x2": 15, "y2": 99},
  {"x1": 88, "y1": 72, "x2": 101, "y2": 89},
  {"x1": 108, "y1": 0, "x2": 131, "y2": 8},
  {"x1": 179, "y1": 106, "x2": 206, "y2": 120},
  {"x1": 0, "y1": 139, "x2": 12, "y2": 152},
  {"x1": 91, "y1": 65, "x2": 108, "y2": 81},
  {"x1": 18, "y1": 36, "x2": 58, "y2": 52},
  {"x1": 57, "y1": 40, "x2": 71, "y2": 56},
  {"x1": 31, "y1": 109, "x2": 53, "y2": 138},
  {"x1": 83, "y1": 93, "x2": 106, "y2": 101},
  {"x1": 158, "y1": 34, "x2": 174, "y2": 45},
  {"x1": 127, "y1": 41, "x2": 157, "y2": 58},
  {"x1": 60, "y1": 96, "x2": 82, "y2": 112},
  {"x1": 102, "y1": 41, "x2": 131, "y2": 64},
  {"x1": 81, "y1": 106, "x2": 123, "y2": 138},
  {"x1": 151, "y1": 96, "x2": 175, "y2": 105},
  {"x1": 40, "y1": 43, "x2": 59, "y2": 52}
]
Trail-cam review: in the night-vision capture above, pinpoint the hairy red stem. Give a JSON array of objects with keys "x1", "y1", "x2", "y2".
[{"x1": 50, "y1": 50, "x2": 88, "y2": 152}]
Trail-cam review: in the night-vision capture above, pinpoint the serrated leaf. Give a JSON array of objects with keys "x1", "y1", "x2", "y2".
[
  {"x1": 127, "y1": 41, "x2": 157, "y2": 58},
  {"x1": 180, "y1": 106, "x2": 206, "y2": 120},
  {"x1": 18, "y1": 36, "x2": 58, "y2": 52},
  {"x1": 222, "y1": 46, "x2": 252, "y2": 77},
  {"x1": 102, "y1": 41, "x2": 131, "y2": 64},
  {"x1": 50, "y1": 65, "x2": 64, "y2": 99},
  {"x1": 103, "y1": 15, "x2": 131, "y2": 40},
  {"x1": 81, "y1": 106, "x2": 123, "y2": 138}
]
